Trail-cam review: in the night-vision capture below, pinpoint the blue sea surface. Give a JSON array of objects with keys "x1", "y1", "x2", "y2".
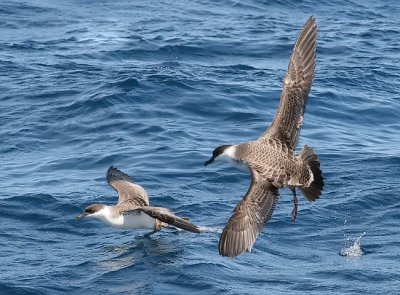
[{"x1": 1, "y1": 0, "x2": 399, "y2": 294}]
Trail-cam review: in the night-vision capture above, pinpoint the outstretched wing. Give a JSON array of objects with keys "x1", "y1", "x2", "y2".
[
  {"x1": 261, "y1": 16, "x2": 317, "y2": 150},
  {"x1": 106, "y1": 166, "x2": 149, "y2": 209},
  {"x1": 137, "y1": 206, "x2": 201, "y2": 233},
  {"x1": 219, "y1": 169, "x2": 280, "y2": 257}
]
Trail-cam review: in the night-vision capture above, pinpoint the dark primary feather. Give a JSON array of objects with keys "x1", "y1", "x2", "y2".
[
  {"x1": 219, "y1": 169, "x2": 280, "y2": 257},
  {"x1": 261, "y1": 16, "x2": 317, "y2": 149},
  {"x1": 106, "y1": 166, "x2": 149, "y2": 209},
  {"x1": 107, "y1": 166, "x2": 134, "y2": 183},
  {"x1": 137, "y1": 207, "x2": 201, "y2": 233}
]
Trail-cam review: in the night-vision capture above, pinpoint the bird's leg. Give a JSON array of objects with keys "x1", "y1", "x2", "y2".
[
  {"x1": 291, "y1": 187, "x2": 298, "y2": 223},
  {"x1": 144, "y1": 228, "x2": 160, "y2": 237},
  {"x1": 144, "y1": 220, "x2": 164, "y2": 236}
]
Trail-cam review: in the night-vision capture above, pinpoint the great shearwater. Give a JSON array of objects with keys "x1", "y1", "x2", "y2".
[
  {"x1": 76, "y1": 166, "x2": 201, "y2": 235},
  {"x1": 205, "y1": 16, "x2": 324, "y2": 257}
]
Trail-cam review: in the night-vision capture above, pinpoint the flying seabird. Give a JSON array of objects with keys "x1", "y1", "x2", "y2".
[
  {"x1": 76, "y1": 166, "x2": 201, "y2": 235},
  {"x1": 205, "y1": 16, "x2": 324, "y2": 257}
]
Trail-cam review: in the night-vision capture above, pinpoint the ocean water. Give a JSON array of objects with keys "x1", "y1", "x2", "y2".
[{"x1": 1, "y1": 0, "x2": 399, "y2": 294}]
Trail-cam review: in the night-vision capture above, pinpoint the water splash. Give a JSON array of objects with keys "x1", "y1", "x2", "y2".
[
  {"x1": 169, "y1": 226, "x2": 222, "y2": 233},
  {"x1": 341, "y1": 232, "x2": 366, "y2": 257},
  {"x1": 198, "y1": 226, "x2": 223, "y2": 234}
]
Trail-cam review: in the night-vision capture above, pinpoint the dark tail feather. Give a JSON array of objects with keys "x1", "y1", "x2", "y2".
[
  {"x1": 170, "y1": 217, "x2": 201, "y2": 233},
  {"x1": 138, "y1": 207, "x2": 201, "y2": 234},
  {"x1": 299, "y1": 145, "x2": 324, "y2": 202}
]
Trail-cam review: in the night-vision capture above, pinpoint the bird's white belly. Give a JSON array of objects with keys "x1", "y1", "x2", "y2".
[{"x1": 106, "y1": 211, "x2": 156, "y2": 230}]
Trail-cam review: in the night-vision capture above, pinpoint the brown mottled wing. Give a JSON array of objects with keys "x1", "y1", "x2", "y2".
[
  {"x1": 106, "y1": 166, "x2": 150, "y2": 210},
  {"x1": 137, "y1": 206, "x2": 201, "y2": 233},
  {"x1": 219, "y1": 169, "x2": 280, "y2": 257},
  {"x1": 261, "y1": 16, "x2": 317, "y2": 150}
]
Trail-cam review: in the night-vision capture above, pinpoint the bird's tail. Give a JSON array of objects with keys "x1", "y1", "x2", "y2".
[{"x1": 299, "y1": 145, "x2": 324, "y2": 201}]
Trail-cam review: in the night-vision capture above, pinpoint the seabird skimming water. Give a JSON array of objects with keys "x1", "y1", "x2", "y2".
[
  {"x1": 205, "y1": 16, "x2": 324, "y2": 257},
  {"x1": 76, "y1": 166, "x2": 201, "y2": 235}
]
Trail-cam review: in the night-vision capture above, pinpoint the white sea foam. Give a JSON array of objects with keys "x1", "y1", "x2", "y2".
[{"x1": 341, "y1": 232, "x2": 366, "y2": 257}]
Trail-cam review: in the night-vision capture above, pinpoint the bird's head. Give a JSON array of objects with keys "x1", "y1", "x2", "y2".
[
  {"x1": 204, "y1": 145, "x2": 233, "y2": 166},
  {"x1": 76, "y1": 204, "x2": 106, "y2": 220}
]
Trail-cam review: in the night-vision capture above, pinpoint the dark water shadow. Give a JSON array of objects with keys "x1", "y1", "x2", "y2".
[{"x1": 94, "y1": 234, "x2": 183, "y2": 273}]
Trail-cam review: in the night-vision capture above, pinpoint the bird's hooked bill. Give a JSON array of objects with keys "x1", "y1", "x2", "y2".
[
  {"x1": 204, "y1": 156, "x2": 216, "y2": 166},
  {"x1": 76, "y1": 213, "x2": 89, "y2": 220}
]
